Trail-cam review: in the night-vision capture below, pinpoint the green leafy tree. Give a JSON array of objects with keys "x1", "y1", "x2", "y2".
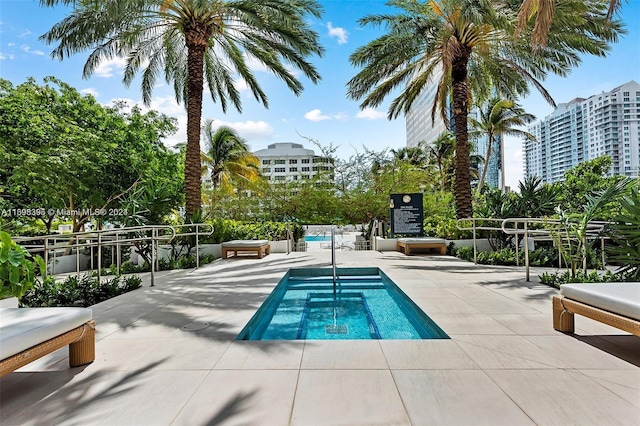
[
  {"x1": 469, "y1": 97, "x2": 535, "y2": 192},
  {"x1": 201, "y1": 121, "x2": 261, "y2": 195},
  {"x1": 559, "y1": 156, "x2": 623, "y2": 218},
  {"x1": 347, "y1": 0, "x2": 622, "y2": 219},
  {"x1": 40, "y1": 0, "x2": 324, "y2": 216},
  {"x1": 0, "y1": 78, "x2": 182, "y2": 234}
]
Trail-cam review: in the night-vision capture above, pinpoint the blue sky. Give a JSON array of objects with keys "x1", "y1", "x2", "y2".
[{"x1": 1, "y1": 0, "x2": 639, "y2": 189}]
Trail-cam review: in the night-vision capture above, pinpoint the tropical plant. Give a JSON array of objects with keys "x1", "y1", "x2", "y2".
[
  {"x1": 0, "y1": 231, "x2": 45, "y2": 299},
  {"x1": 201, "y1": 120, "x2": 261, "y2": 194},
  {"x1": 515, "y1": 176, "x2": 560, "y2": 217},
  {"x1": 607, "y1": 186, "x2": 640, "y2": 281},
  {"x1": 347, "y1": 0, "x2": 622, "y2": 219},
  {"x1": 552, "y1": 179, "x2": 632, "y2": 278},
  {"x1": 40, "y1": 0, "x2": 324, "y2": 216},
  {"x1": 469, "y1": 96, "x2": 535, "y2": 192}
]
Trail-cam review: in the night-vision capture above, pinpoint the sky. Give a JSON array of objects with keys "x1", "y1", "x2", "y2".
[{"x1": 1, "y1": 0, "x2": 639, "y2": 190}]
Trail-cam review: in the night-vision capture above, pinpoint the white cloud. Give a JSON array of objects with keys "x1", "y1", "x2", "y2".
[
  {"x1": 20, "y1": 44, "x2": 44, "y2": 56},
  {"x1": 7, "y1": 42, "x2": 15, "y2": 47},
  {"x1": 19, "y1": 30, "x2": 32, "y2": 38},
  {"x1": 305, "y1": 109, "x2": 330, "y2": 121},
  {"x1": 207, "y1": 119, "x2": 275, "y2": 140},
  {"x1": 80, "y1": 88, "x2": 99, "y2": 98},
  {"x1": 356, "y1": 108, "x2": 386, "y2": 120},
  {"x1": 304, "y1": 109, "x2": 347, "y2": 122},
  {"x1": 94, "y1": 56, "x2": 127, "y2": 78},
  {"x1": 327, "y1": 22, "x2": 348, "y2": 45}
]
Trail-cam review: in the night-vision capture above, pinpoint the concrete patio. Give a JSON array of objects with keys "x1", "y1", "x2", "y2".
[{"x1": 1, "y1": 250, "x2": 639, "y2": 425}]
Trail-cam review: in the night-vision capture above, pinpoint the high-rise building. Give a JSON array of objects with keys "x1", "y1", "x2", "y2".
[
  {"x1": 253, "y1": 142, "x2": 334, "y2": 183},
  {"x1": 524, "y1": 80, "x2": 640, "y2": 183},
  {"x1": 405, "y1": 68, "x2": 448, "y2": 148}
]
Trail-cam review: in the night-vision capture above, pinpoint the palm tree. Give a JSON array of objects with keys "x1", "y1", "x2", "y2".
[
  {"x1": 347, "y1": 0, "x2": 621, "y2": 219},
  {"x1": 201, "y1": 120, "x2": 260, "y2": 194},
  {"x1": 469, "y1": 96, "x2": 535, "y2": 192},
  {"x1": 517, "y1": 0, "x2": 625, "y2": 48},
  {"x1": 40, "y1": 0, "x2": 324, "y2": 216},
  {"x1": 391, "y1": 146, "x2": 430, "y2": 167},
  {"x1": 422, "y1": 131, "x2": 454, "y2": 190}
]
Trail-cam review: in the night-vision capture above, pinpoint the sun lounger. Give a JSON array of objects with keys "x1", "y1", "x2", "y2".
[
  {"x1": 221, "y1": 240, "x2": 270, "y2": 259},
  {"x1": 552, "y1": 283, "x2": 640, "y2": 336},
  {"x1": 397, "y1": 237, "x2": 447, "y2": 255},
  {"x1": 0, "y1": 307, "x2": 95, "y2": 377}
]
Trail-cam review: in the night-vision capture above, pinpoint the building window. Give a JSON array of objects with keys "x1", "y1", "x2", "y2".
[
  {"x1": 289, "y1": 159, "x2": 298, "y2": 164},
  {"x1": 289, "y1": 167, "x2": 298, "y2": 172},
  {"x1": 274, "y1": 159, "x2": 285, "y2": 164},
  {"x1": 301, "y1": 158, "x2": 310, "y2": 164},
  {"x1": 262, "y1": 167, "x2": 271, "y2": 173},
  {"x1": 302, "y1": 167, "x2": 310, "y2": 172},
  {"x1": 262, "y1": 160, "x2": 271, "y2": 165},
  {"x1": 274, "y1": 167, "x2": 286, "y2": 172},
  {"x1": 275, "y1": 176, "x2": 285, "y2": 181}
]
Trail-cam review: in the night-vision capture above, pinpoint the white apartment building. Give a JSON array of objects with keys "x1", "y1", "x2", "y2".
[
  {"x1": 525, "y1": 80, "x2": 640, "y2": 183},
  {"x1": 253, "y1": 142, "x2": 334, "y2": 183}
]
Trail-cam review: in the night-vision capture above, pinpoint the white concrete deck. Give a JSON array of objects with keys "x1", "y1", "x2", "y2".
[{"x1": 1, "y1": 251, "x2": 639, "y2": 425}]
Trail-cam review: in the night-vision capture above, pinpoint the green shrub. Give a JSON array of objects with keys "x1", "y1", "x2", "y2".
[
  {"x1": 20, "y1": 273, "x2": 142, "y2": 308},
  {"x1": 0, "y1": 231, "x2": 46, "y2": 299},
  {"x1": 538, "y1": 269, "x2": 617, "y2": 289},
  {"x1": 203, "y1": 219, "x2": 303, "y2": 243}
]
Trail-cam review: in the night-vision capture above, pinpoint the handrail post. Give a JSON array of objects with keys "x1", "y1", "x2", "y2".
[
  {"x1": 52, "y1": 237, "x2": 56, "y2": 276},
  {"x1": 472, "y1": 219, "x2": 477, "y2": 264},
  {"x1": 601, "y1": 237, "x2": 606, "y2": 269},
  {"x1": 195, "y1": 224, "x2": 200, "y2": 269},
  {"x1": 97, "y1": 232, "x2": 102, "y2": 283},
  {"x1": 150, "y1": 227, "x2": 156, "y2": 287},
  {"x1": 44, "y1": 237, "x2": 49, "y2": 278},
  {"x1": 524, "y1": 221, "x2": 529, "y2": 282},
  {"x1": 76, "y1": 235, "x2": 80, "y2": 277},
  {"x1": 116, "y1": 231, "x2": 121, "y2": 275}
]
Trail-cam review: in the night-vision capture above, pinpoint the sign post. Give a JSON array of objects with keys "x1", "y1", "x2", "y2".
[{"x1": 390, "y1": 193, "x2": 424, "y2": 237}]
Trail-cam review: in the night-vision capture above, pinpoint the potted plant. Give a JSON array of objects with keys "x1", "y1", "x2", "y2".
[{"x1": 0, "y1": 231, "x2": 45, "y2": 306}]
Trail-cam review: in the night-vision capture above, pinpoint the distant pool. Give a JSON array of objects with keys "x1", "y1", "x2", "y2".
[
  {"x1": 236, "y1": 267, "x2": 449, "y2": 340},
  {"x1": 305, "y1": 235, "x2": 332, "y2": 242}
]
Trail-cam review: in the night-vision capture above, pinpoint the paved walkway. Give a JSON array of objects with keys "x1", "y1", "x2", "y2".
[{"x1": 1, "y1": 251, "x2": 639, "y2": 425}]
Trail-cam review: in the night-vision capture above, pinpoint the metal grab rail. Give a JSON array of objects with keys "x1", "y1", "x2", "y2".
[
  {"x1": 501, "y1": 218, "x2": 610, "y2": 282},
  {"x1": 457, "y1": 217, "x2": 612, "y2": 282},
  {"x1": 14, "y1": 224, "x2": 214, "y2": 286}
]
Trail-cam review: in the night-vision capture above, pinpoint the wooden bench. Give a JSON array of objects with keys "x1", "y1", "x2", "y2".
[
  {"x1": 397, "y1": 238, "x2": 447, "y2": 255},
  {"x1": 553, "y1": 283, "x2": 640, "y2": 336},
  {"x1": 221, "y1": 240, "x2": 270, "y2": 259},
  {"x1": 0, "y1": 307, "x2": 96, "y2": 377}
]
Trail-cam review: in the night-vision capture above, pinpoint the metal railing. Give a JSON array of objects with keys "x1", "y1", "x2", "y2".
[
  {"x1": 15, "y1": 224, "x2": 213, "y2": 286},
  {"x1": 457, "y1": 217, "x2": 612, "y2": 282}
]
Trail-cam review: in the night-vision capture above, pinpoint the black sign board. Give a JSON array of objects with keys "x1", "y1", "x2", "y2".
[{"x1": 390, "y1": 193, "x2": 424, "y2": 237}]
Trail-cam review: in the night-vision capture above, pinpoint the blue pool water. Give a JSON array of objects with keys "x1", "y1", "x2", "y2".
[
  {"x1": 305, "y1": 235, "x2": 332, "y2": 242},
  {"x1": 236, "y1": 267, "x2": 449, "y2": 340}
]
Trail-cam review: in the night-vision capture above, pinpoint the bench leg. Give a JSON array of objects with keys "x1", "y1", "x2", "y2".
[
  {"x1": 439, "y1": 245, "x2": 446, "y2": 254},
  {"x1": 69, "y1": 321, "x2": 96, "y2": 367},
  {"x1": 552, "y1": 296, "x2": 574, "y2": 333},
  {"x1": 258, "y1": 248, "x2": 263, "y2": 259}
]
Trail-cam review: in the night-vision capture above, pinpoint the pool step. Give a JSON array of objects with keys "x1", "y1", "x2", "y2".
[{"x1": 288, "y1": 275, "x2": 382, "y2": 282}]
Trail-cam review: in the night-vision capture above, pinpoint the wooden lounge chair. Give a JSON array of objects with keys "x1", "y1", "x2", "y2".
[
  {"x1": 221, "y1": 240, "x2": 270, "y2": 259},
  {"x1": 0, "y1": 307, "x2": 95, "y2": 377},
  {"x1": 552, "y1": 283, "x2": 640, "y2": 336},
  {"x1": 397, "y1": 237, "x2": 447, "y2": 255}
]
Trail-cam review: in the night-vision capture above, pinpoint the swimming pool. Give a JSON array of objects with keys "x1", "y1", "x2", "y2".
[
  {"x1": 236, "y1": 267, "x2": 449, "y2": 340},
  {"x1": 304, "y1": 235, "x2": 332, "y2": 242}
]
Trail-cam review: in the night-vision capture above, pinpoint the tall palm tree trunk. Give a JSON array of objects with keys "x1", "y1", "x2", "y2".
[
  {"x1": 451, "y1": 49, "x2": 473, "y2": 219},
  {"x1": 185, "y1": 39, "x2": 206, "y2": 216}
]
